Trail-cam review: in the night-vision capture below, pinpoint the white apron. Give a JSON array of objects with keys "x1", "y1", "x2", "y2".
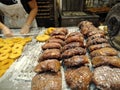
[{"x1": 0, "y1": 0, "x2": 37, "y2": 28}]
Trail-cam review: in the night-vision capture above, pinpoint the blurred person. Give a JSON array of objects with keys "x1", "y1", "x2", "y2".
[{"x1": 0, "y1": 0, "x2": 38, "y2": 37}]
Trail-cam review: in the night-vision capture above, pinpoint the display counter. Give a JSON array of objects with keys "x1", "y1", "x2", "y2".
[{"x1": 0, "y1": 26, "x2": 120, "y2": 90}]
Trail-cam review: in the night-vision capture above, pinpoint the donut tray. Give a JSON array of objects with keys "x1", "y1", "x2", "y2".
[{"x1": 0, "y1": 27, "x2": 100, "y2": 90}]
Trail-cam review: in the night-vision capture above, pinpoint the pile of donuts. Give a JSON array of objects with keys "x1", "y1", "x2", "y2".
[
  {"x1": 0, "y1": 37, "x2": 32, "y2": 77},
  {"x1": 36, "y1": 27, "x2": 56, "y2": 42},
  {"x1": 79, "y1": 21, "x2": 120, "y2": 90},
  {"x1": 61, "y1": 31, "x2": 93, "y2": 90},
  {"x1": 32, "y1": 28, "x2": 68, "y2": 90}
]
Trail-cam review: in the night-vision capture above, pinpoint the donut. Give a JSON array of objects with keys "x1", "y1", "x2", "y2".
[
  {"x1": 3, "y1": 38, "x2": 12, "y2": 43},
  {"x1": 0, "y1": 38, "x2": 3, "y2": 42},
  {"x1": 1, "y1": 59, "x2": 14, "y2": 66},
  {"x1": 12, "y1": 43, "x2": 23, "y2": 51},
  {"x1": 0, "y1": 43, "x2": 5, "y2": 48},
  {"x1": 36, "y1": 35, "x2": 50, "y2": 42},
  {"x1": 44, "y1": 27, "x2": 56, "y2": 35},
  {"x1": 0, "y1": 45, "x2": 11, "y2": 53},
  {"x1": 16, "y1": 41, "x2": 26, "y2": 46},
  {"x1": 0, "y1": 62, "x2": 11, "y2": 70},
  {"x1": 9, "y1": 50, "x2": 22, "y2": 59},
  {"x1": 0, "y1": 52, "x2": 9, "y2": 61},
  {"x1": 2, "y1": 38, "x2": 14, "y2": 47},
  {"x1": 12, "y1": 37, "x2": 23, "y2": 43},
  {"x1": 8, "y1": 43, "x2": 14, "y2": 47},
  {"x1": 0, "y1": 69, "x2": 6, "y2": 77},
  {"x1": 0, "y1": 59, "x2": 9, "y2": 66},
  {"x1": 24, "y1": 37, "x2": 32, "y2": 43}
]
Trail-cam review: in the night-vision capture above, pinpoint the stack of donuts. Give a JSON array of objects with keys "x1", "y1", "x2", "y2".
[
  {"x1": 0, "y1": 37, "x2": 32, "y2": 77},
  {"x1": 79, "y1": 21, "x2": 120, "y2": 90},
  {"x1": 32, "y1": 28, "x2": 68, "y2": 90},
  {"x1": 61, "y1": 31, "x2": 92, "y2": 90},
  {"x1": 79, "y1": 21, "x2": 120, "y2": 67}
]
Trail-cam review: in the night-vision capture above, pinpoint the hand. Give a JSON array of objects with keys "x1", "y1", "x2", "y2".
[
  {"x1": 2, "y1": 27, "x2": 13, "y2": 37},
  {"x1": 20, "y1": 24, "x2": 30, "y2": 34}
]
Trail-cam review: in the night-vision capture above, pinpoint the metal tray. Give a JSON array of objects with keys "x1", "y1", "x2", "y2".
[{"x1": 0, "y1": 27, "x2": 97, "y2": 90}]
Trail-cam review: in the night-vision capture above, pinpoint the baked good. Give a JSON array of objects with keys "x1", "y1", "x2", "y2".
[
  {"x1": 88, "y1": 43, "x2": 111, "y2": 52},
  {"x1": 39, "y1": 49, "x2": 61, "y2": 61},
  {"x1": 67, "y1": 32, "x2": 83, "y2": 38},
  {"x1": 42, "y1": 42, "x2": 62, "y2": 50},
  {"x1": 87, "y1": 38, "x2": 108, "y2": 47},
  {"x1": 0, "y1": 52, "x2": 9, "y2": 61},
  {"x1": 12, "y1": 43, "x2": 23, "y2": 51},
  {"x1": 34, "y1": 59, "x2": 61, "y2": 73},
  {"x1": 32, "y1": 72, "x2": 62, "y2": 90},
  {"x1": 62, "y1": 47, "x2": 86, "y2": 59},
  {"x1": 47, "y1": 38, "x2": 65, "y2": 46},
  {"x1": 92, "y1": 56, "x2": 120, "y2": 67},
  {"x1": 65, "y1": 66, "x2": 92, "y2": 90},
  {"x1": 87, "y1": 33, "x2": 105, "y2": 41},
  {"x1": 65, "y1": 36, "x2": 84, "y2": 44},
  {"x1": 44, "y1": 27, "x2": 56, "y2": 35},
  {"x1": 92, "y1": 66, "x2": 120, "y2": 90},
  {"x1": 50, "y1": 30, "x2": 65, "y2": 36},
  {"x1": 50, "y1": 35, "x2": 66, "y2": 41},
  {"x1": 63, "y1": 55, "x2": 89, "y2": 67},
  {"x1": 56, "y1": 27, "x2": 68, "y2": 35},
  {"x1": 9, "y1": 50, "x2": 22, "y2": 59},
  {"x1": 90, "y1": 47, "x2": 118, "y2": 58},
  {"x1": 0, "y1": 45, "x2": 11, "y2": 53},
  {"x1": 36, "y1": 35, "x2": 50, "y2": 42},
  {"x1": 62, "y1": 42, "x2": 84, "y2": 52}
]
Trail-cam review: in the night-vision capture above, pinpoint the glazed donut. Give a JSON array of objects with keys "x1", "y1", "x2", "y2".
[
  {"x1": 50, "y1": 35, "x2": 66, "y2": 41},
  {"x1": 16, "y1": 41, "x2": 26, "y2": 46},
  {"x1": 44, "y1": 27, "x2": 56, "y2": 35},
  {"x1": 47, "y1": 38, "x2": 65, "y2": 46},
  {"x1": 0, "y1": 69, "x2": 6, "y2": 77},
  {"x1": 0, "y1": 45, "x2": 11, "y2": 53},
  {"x1": 65, "y1": 36, "x2": 84, "y2": 44},
  {"x1": 0, "y1": 52, "x2": 9, "y2": 61},
  {"x1": 56, "y1": 28, "x2": 68, "y2": 35},
  {"x1": 1, "y1": 59, "x2": 14, "y2": 66},
  {"x1": 9, "y1": 50, "x2": 22, "y2": 59},
  {"x1": 12, "y1": 37, "x2": 23, "y2": 43},
  {"x1": 2, "y1": 38, "x2": 14, "y2": 47},
  {"x1": 24, "y1": 37, "x2": 32, "y2": 43},
  {"x1": 42, "y1": 42, "x2": 62, "y2": 50},
  {"x1": 3, "y1": 38, "x2": 12, "y2": 42},
  {"x1": 12, "y1": 43, "x2": 23, "y2": 51},
  {"x1": 0, "y1": 43, "x2": 5, "y2": 48},
  {"x1": 62, "y1": 42, "x2": 84, "y2": 52},
  {"x1": 36, "y1": 35, "x2": 50, "y2": 42},
  {"x1": 0, "y1": 61, "x2": 13, "y2": 70},
  {"x1": 0, "y1": 38, "x2": 3, "y2": 42},
  {"x1": 67, "y1": 32, "x2": 83, "y2": 38},
  {"x1": 39, "y1": 49, "x2": 61, "y2": 61},
  {"x1": 50, "y1": 30, "x2": 65, "y2": 36},
  {"x1": 7, "y1": 42, "x2": 14, "y2": 47}
]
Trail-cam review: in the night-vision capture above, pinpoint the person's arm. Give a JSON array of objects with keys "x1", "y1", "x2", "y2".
[
  {"x1": 20, "y1": 0, "x2": 38, "y2": 34},
  {"x1": 0, "y1": 22, "x2": 5, "y2": 29},
  {"x1": 0, "y1": 22, "x2": 13, "y2": 37}
]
